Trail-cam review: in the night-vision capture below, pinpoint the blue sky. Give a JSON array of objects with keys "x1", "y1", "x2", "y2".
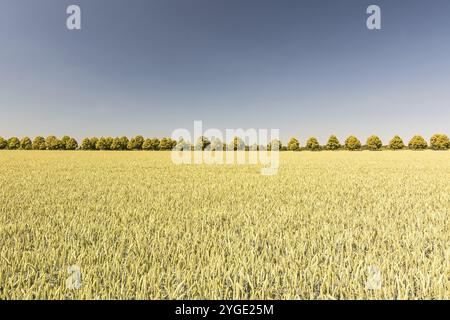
[{"x1": 0, "y1": 0, "x2": 449, "y2": 144}]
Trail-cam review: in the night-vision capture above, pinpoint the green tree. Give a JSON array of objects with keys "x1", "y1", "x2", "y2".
[
  {"x1": 287, "y1": 137, "x2": 300, "y2": 151},
  {"x1": 20, "y1": 137, "x2": 32, "y2": 150},
  {"x1": 0, "y1": 137, "x2": 7, "y2": 149},
  {"x1": 32, "y1": 136, "x2": 46, "y2": 150},
  {"x1": 90, "y1": 137, "x2": 99, "y2": 150},
  {"x1": 119, "y1": 136, "x2": 129, "y2": 150},
  {"x1": 389, "y1": 135, "x2": 404, "y2": 150},
  {"x1": 142, "y1": 138, "x2": 153, "y2": 151},
  {"x1": 430, "y1": 134, "x2": 449, "y2": 150},
  {"x1": 127, "y1": 135, "x2": 145, "y2": 150},
  {"x1": 81, "y1": 138, "x2": 92, "y2": 150},
  {"x1": 366, "y1": 135, "x2": 382, "y2": 151},
  {"x1": 105, "y1": 137, "x2": 113, "y2": 150},
  {"x1": 148, "y1": 138, "x2": 160, "y2": 150},
  {"x1": 135, "y1": 135, "x2": 145, "y2": 150},
  {"x1": 96, "y1": 138, "x2": 105, "y2": 150},
  {"x1": 46, "y1": 136, "x2": 62, "y2": 150},
  {"x1": 159, "y1": 137, "x2": 176, "y2": 150},
  {"x1": 195, "y1": 136, "x2": 211, "y2": 151},
  {"x1": 326, "y1": 135, "x2": 341, "y2": 150},
  {"x1": 173, "y1": 139, "x2": 191, "y2": 151},
  {"x1": 139, "y1": 138, "x2": 160, "y2": 151},
  {"x1": 110, "y1": 137, "x2": 122, "y2": 150},
  {"x1": 96, "y1": 137, "x2": 113, "y2": 150},
  {"x1": 345, "y1": 135, "x2": 361, "y2": 151},
  {"x1": 268, "y1": 139, "x2": 282, "y2": 151},
  {"x1": 127, "y1": 138, "x2": 136, "y2": 150},
  {"x1": 306, "y1": 137, "x2": 320, "y2": 151},
  {"x1": 61, "y1": 136, "x2": 71, "y2": 149},
  {"x1": 229, "y1": 137, "x2": 245, "y2": 151},
  {"x1": 408, "y1": 135, "x2": 427, "y2": 150},
  {"x1": 7, "y1": 137, "x2": 20, "y2": 150},
  {"x1": 66, "y1": 138, "x2": 78, "y2": 150}
]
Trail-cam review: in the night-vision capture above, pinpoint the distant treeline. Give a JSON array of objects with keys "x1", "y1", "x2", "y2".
[{"x1": 0, "y1": 134, "x2": 449, "y2": 151}]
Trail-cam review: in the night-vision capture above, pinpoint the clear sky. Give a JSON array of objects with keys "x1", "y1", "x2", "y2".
[{"x1": 1, "y1": 0, "x2": 449, "y2": 144}]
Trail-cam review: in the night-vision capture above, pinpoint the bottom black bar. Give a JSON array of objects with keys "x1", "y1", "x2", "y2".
[{"x1": 0, "y1": 300, "x2": 443, "y2": 319}]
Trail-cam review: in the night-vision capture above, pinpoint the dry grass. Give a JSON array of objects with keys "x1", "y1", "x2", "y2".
[{"x1": 0, "y1": 150, "x2": 449, "y2": 299}]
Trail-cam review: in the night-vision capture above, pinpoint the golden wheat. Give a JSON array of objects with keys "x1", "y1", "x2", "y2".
[{"x1": 0, "y1": 150, "x2": 448, "y2": 299}]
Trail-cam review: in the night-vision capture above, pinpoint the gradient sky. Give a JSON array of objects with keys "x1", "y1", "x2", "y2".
[{"x1": 1, "y1": 0, "x2": 449, "y2": 144}]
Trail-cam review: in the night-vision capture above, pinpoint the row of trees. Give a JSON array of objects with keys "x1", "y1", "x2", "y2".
[
  {"x1": 285, "y1": 134, "x2": 449, "y2": 151},
  {"x1": 0, "y1": 134, "x2": 449, "y2": 151},
  {"x1": 0, "y1": 136, "x2": 79, "y2": 151},
  {"x1": 0, "y1": 135, "x2": 177, "y2": 151}
]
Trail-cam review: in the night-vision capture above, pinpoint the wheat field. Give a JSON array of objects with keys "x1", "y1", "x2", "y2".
[{"x1": 0, "y1": 150, "x2": 448, "y2": 299}]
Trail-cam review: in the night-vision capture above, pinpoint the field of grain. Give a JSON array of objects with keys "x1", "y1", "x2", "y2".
[{"x1": 0, "y1": 150, "x2": 448, "y2": 299}]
